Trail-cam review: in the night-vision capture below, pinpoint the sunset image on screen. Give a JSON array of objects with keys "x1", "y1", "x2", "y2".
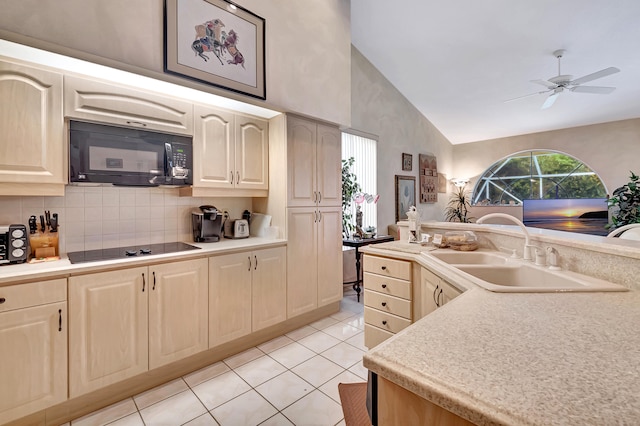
[{"x1": 523, "y1": 199, "x2": 608, "y2": 236}]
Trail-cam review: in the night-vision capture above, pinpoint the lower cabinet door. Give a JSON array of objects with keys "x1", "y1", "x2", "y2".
[
  {"x1": 252, "y1": 247, "x2": 286, "y2": 331},
  {"x1": 69, "y1": 267, "x2": 148, "y2": 397},
  {"x1": 209, "y1": 253, "x2": 252, "y2": 346},
  {"x1": 0, "y1": 302, "x2": 67, "y2": 424},
  {"x1": 317, "y1": 207, "x2": 343, "y2": 307},
  {"x1": 149, "y1": 259, "x2": 208, "y2": 369},
  {"x1": 287, "y1": 208, "x2": 318, "y2": 317}
]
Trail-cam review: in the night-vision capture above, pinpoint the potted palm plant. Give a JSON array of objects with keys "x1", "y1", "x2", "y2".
[
  {"x1": 444, "y1": 184, "x2": 473, "y2": 223},
  {"x1": 342, "y1": 157, "x2": 361, "y2": 237},
  {"x1": 607, "y1": 171, "x2": 640, "y2": 229}
]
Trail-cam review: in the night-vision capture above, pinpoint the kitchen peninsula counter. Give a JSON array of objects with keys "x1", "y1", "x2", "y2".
[
  {"x1": 0, "y1": 237, "x2": 286, "y2": 286},
  {"x1": 361, "y1": 240, "x2": 640, "y2": 425}
]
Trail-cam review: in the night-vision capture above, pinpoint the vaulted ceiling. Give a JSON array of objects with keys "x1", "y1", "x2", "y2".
[{"x1": 351, "y1": 0, "x2": 640, "y2": 144}]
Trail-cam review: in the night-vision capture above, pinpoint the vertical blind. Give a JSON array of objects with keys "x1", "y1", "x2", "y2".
[{"x1": 342, "y1": 132, "x2": 378, "y2": 229}]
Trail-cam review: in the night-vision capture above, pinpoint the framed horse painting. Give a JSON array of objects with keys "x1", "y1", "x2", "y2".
[{"x1": 164, "y1": 0, "x2": 266, "y2": 99}]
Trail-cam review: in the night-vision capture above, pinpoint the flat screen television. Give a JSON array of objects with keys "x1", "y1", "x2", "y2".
[{"x1": 522, "y1": 198, "x2": 608, "y2": 236}]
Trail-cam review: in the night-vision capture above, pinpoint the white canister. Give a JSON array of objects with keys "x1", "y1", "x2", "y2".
[{"x1": 249, "y1": 213, "x2": 272, "y2": 237}]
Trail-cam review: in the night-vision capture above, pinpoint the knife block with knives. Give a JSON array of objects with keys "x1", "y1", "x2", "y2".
[{"x1": 28, "y1": 211, "x2": 60, "y2": 260}]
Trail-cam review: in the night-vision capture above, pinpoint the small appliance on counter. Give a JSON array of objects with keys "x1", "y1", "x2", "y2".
[
  {"x1": 191, "y1": 205, "x2": 224, "y2": 242},
  {"x1": 224, "y1": 218, "x2": 250, "y2": 239},
  {"x1": 249, "y1": 213, "x2": 272, "y2": 237},
  {"x1": 0, "y1": 224, "x2": 29, "y2": 265}
]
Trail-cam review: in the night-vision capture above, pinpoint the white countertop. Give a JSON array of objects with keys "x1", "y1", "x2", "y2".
[
  {"x1": 362, "y1": 242, "x2": 640, "y2": 425},
  {"x1": 364, "y1": 289, "x2": 640, "y2": 425},
  {"x1": 0, "y1": 237, "x2": 286, "y2": 286}
]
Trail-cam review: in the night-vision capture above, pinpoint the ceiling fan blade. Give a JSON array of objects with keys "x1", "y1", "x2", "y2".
[
  {"x1": 570, "y1": 85, "x2": 616, "y2": 94},
  {"x1": 530, "y1": 79, "x2": 558, "y2": 89},
  {"x1": 571, "y1": 67, "x2": 620, "y2": 85},
  {"x1": 541, "y1": 92, "x2": 560, "y2": 109},
  {"x1": 504, "y1": 90, "x2": 549, "y2": 103}
]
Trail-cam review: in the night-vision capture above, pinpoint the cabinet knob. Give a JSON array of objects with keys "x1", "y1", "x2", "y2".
[
  {"x1": 381, "y1": 266, "x2": 387, "y2": 271},
  {"x1": 0, "y1": 297, "x2": 5, "y2": 304},
  {"x1": 381, "y1": 302, "x2": 387, "y2": 307},
  {"x1": 382, "y1": 320, "x2": 387, "y2": 325},
  {"x1": 381, "y1": 284, "x2": 387, "y2": 289}
]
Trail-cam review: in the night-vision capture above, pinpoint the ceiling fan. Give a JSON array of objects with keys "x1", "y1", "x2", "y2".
[{"x1": 506, "y1": 49, "x2": 620, "y2": 109}]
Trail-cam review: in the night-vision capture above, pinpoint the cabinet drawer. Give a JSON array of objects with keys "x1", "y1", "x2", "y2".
[
  {"x1": 364, "y1": 307, "x2": 411, "y2": 334},
  {"x1": 0, "y1": 279, "x2": 66, "y2": 313},
  {"x1": 364, "y1": 290, "x2": 412, "y2": 320},
  {"x1": 364, "y1": 272, "x2": 411, "y2": 300},
  {"x1": 364, "y1": 255, "x2": 411, "y2": 280},
  {"x1": 364, "y1": 324, "x2": 394, "y2": 349}
]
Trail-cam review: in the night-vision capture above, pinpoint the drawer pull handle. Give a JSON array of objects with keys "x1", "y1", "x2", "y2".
[
  {"x1": 381, "y1": 266, "x2": 387, "y2": 271},
  {"x1": 58, "y1": 309, "x2": 62, "y2": 332},
  {"x1": 381, "y1": 302, "x2": 387, "y2": 307},
  {"x1": 0, "y1": 297, "x2": 5, "y2": 304},
  {"x1": 382, "y1": 320, "x2": 387, "y2": 325},
  {"x1": 381, "y1": 284, "x2": 387, "y2": 289},
  {"x1": 152, "y1": 271, "x2": 156, "y2": 291},
  {"x1": 142, "y1": 273, "x2": 146, "y2": 292}
]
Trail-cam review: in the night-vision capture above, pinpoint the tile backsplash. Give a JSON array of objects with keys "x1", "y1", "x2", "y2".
[{"x1": 0, "y1": 186, "x2": 251, "y2": 254}]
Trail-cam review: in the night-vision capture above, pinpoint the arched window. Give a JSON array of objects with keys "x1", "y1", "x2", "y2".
[{"x1": 472, "y1": 150, "x2": 607, "y2": 205}]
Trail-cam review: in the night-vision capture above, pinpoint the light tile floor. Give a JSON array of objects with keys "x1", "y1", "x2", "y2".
[{"x1": 66, "y1": 289, "x2": 365, "y2": 426}]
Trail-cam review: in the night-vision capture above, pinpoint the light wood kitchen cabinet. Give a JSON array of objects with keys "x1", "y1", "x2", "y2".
[
  {"x1": 209, "y1": 252, "x2": 252, "y2": 346},
  {"x1": 69, "y1": 258, "x2": 208, "y2": 397},
  {"x1": 148, "y1": 259, "x2": 208, "y2": 369},
  {"x1": 0, "y1": 279, "x2": 67, "y2": 425},
  {"x1": 286, "y1": 115, "x2": 341, "y2": 207},
  {"x1": 69, "y1": 267, "x2": 148, "y2": 397},
  {"x1": 0, "y1": 59, "x2": 65, "y2": 196},
  {"x1": 210, "y1": 247, "x2": 286, "y2": 345},
  {"x1": 191, "y1": 105, "x2": 268, "y2": 194},
  {"x1": 363, "y1": 255, "x2": 413, "y2": 349},
  {"x1": 419, "y1": 267, "x2": 462, "y2": 319},
  {"x1": 287, "y1": 206, "x2": 343, "y2": 317},
  {"x1": 64, "y1": 75, "x2": 193, "y2": 135},
  {"x1": 251, "y1": 247, "x2": 287, "y2": 331}
]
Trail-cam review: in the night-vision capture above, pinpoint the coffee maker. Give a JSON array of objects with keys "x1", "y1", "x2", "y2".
[{"x1": 191, "y1": 205, "x2": 224, "y2": 242}]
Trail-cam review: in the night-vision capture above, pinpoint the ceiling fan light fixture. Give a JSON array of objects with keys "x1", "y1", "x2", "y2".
[{"x1": 504, "y1": 49, "x2": 620, "y2": 108}]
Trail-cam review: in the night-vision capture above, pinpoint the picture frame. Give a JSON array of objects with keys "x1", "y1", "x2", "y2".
[
  {"x1": 437, "y1": 173, "x2": 447, "y2": 193},
  {"x1": 395, "y1": 175, "x2": 416, "y2": 222},
  {"x1": 402, "y1": 153, "x2": 412, "y2": 171},
  {"x1": 419, "y1": 153, "x2": 438, "y2": 203},
  {"x1": 164, "y1": 0, "x2": 266, "y2": 100}
]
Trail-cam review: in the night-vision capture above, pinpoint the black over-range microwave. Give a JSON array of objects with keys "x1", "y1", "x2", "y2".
[{"x1": 69, "y1": 120, "x2": 193, "y2": 187}]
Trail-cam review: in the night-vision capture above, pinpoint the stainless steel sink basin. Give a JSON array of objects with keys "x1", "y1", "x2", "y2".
[{"x1": 423, "y1": 250, "x2": 628, "y2": 293}]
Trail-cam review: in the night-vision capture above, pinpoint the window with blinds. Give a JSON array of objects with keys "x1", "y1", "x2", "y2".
[{"x1": 342, "y1": 132, "x2": 378, "y2": 229}]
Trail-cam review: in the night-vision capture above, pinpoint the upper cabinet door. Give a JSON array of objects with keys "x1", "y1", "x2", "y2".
[
  {"x1": 287, "y1": 116, "x2": 317, "y2": 207},
  {"x1": 316, "y1": 123, "x2": 342, "y2": 207},
  {"x1": 194, "y1": 105, "x2": 235, "y2": 188},
  {"x1": 0, "y1": 60, "x2": 65, "y2": 192},
  {"x1": 236, "y1": 114, "x2": 268, "y2": 190},
  {"x1": 64, "y1": 75, "x2": 193, "y2": 135}
]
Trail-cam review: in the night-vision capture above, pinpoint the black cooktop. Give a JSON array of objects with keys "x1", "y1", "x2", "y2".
[{"x1": 67, "y1": 242, "x2": 200, "y2": 264}]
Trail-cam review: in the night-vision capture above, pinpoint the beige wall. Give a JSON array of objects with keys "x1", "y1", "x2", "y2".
[
  {"x1": 0, "y1": 0, "x2": 351, "y2": 126},
  {"x1": 453, "y1": 118, "x2": 640, "y2": 196},
  {"x1": 350, "y1": 47, "x2": 454, "y2": 230}
]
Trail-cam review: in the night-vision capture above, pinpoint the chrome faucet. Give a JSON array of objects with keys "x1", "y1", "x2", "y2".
[{"x1": 476, "y1": 213, "x2": 533, "y2": 260}]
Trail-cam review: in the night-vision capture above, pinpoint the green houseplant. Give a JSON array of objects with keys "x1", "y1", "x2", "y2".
[
  {"x1": 607, "y1": 171, "x2": 640, "y2": 230},
  {"x1": 444, "y1": 185, "x2": 473, "y2": 223},
  {"x1": 342, "y1": 157, "x2": 361, "y2": 237}
]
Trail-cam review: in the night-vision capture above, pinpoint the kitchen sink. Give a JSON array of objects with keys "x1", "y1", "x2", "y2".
[
  {"x1": 429, "y1": 250, "x2": 510, "y2": 265},
  {"x1": 423, "y1": 250, "x2": 628, "y2": 293}
]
